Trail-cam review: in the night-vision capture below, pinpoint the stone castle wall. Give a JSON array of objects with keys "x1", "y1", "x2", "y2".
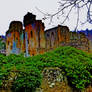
[{"x1": 6, "y1": 12, "x2": 91, "y2": 56}]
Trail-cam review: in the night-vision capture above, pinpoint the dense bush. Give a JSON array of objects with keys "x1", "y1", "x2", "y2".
[
  {"x1": 12, "y1": 66, "x2": 42, "y2": 92},
  {"x1": 0, "y1": 46, "x2": 92, "y2": 91}
]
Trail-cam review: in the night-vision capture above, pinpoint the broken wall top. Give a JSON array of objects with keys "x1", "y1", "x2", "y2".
[{"x1": 6, "y1": 21, "x2": 23, "y2": 35}]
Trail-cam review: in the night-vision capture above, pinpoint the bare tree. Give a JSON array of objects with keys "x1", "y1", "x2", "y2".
[{"x1": 36, "y1": 0, "x2": 92, "y2": 30}]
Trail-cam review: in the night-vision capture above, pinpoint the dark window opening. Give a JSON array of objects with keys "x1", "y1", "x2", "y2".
[
  {"x1": 32, "y1": 54, "x2": 34, "y2": 56},
  {"x1": 11, "y1": 46, "x2": 12, "y2": 49},
  {"x1": 8, "y1": 41, "x2": 9, "y2": 45},
  {"x1": 16, "y1": 37, "x2": 18, "y2": 41},
  {"x1": 47, "y1": 34, "x2": 49, "y2": 37},
  {"x1": 51, "y1": 32, "x2": 54, "y2": 36},
  {"x1": 14, "y1": 34, "x2": 15, "y2": 40},
  {"x1": 27, "y1": 40, "x2": 29, "y2": 44},
  {"x1": 31, "y1": 31, "x2": 33, "y2": 38},
  {"x1": 51, "y1": 32, "x2": 55, "y2": 47},
  {"x1": 38, "y1": 29, "x2": 40, "y2": 48}
]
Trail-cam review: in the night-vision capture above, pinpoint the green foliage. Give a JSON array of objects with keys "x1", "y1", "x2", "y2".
[
  {"x1": 12, "y1": 66, "x2": 42, "y2": 92},
  {"x1": 0, "y1": 54, "x2": 42, "y2": 92},
  {"x1": 53, "y1": 47, "x2": 92, "y2": 89},
  {"x1": 0, "y1": 39, "x2": 6, "y2": 50},
  {"x1": 0, "y1": 46, "x2": 92, "y2": 91}
]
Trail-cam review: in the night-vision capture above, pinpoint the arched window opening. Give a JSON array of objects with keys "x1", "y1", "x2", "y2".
[
  {"x1": 47, "y1": 34, "x2": 49, "y2": 37},
  {"x1": 51, "y1": 32, "x2": 54, "y2": 36},
  {"x1": 51, "y1": 32, "x2": 55, "y2": 47}
]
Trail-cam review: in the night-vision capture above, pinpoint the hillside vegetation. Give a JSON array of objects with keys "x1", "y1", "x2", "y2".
[{"x1": 0, "y1": 46, "x2": 92, "y2": 92}]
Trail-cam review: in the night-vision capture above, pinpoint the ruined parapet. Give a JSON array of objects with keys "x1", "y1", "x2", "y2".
[
  {"x1": 45, "y1": 25, "x2": 70, "y2": 51},
  {"x1": 88, "y1": 40, "x2": 92, "y2": 53},
  {"x1": 23, "y1": 12, "x2": 36, "y2": 27},
  {"x1": 23, "y1": 12, "x2": 45, "y2": 56},
  {"x1": 45, "y1": 25, "x2": 60, "y2": 50},
  {"x1": 6, "y1": 21, "x2": 24, "y2": 55},
  {"x1": 36, "y1": 20, "x2": 46, "y2": 54},
  {"x1": 86, "y1": 31, "x2": 92, "y2": 53},
  {"x1": 8, "y1": 21, "x2": 22, "y2": 32},
  {"x1": 79, "y1": 32, "x2": 89, "y2": 52},
  {"x1": 69, "y1": 31, "x2": 89, "y2": 52},
  {"x1": 58, "y1": 25, "x2": 70, "y2": 46},
  {"x1": 77, "y1": 30, "x2": 92, "y2": 53},
  {"x1": 69, "y1": 32, "x2": 80, "y2": 48}
]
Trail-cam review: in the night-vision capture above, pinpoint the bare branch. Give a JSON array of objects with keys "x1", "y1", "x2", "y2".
[{"x1": 36, "y1": 0, "x2": 92, "y2": 30}]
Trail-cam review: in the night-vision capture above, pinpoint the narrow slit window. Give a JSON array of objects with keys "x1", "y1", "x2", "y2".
[
  {"x1": 31, "y1": 31, "x2": 33, "y2": 37},
  {"x1": 8, "y1": 41, "x2": 9, "y2": 45},
  {"x1": 27, "y1": 40, "x2": 29, "y2": 44}
]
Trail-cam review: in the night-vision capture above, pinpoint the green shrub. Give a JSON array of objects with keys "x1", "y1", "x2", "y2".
[
  {"x1": 12, "y1": 66, "x2": 42, "y2": 92},
  {"x1": 0, "y1": 46, "x2": 92, "y2": 91}
]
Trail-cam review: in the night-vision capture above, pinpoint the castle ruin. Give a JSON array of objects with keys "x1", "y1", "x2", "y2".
[{"x1": 6, "y1": 12, "x2": 91, "y2": 56}]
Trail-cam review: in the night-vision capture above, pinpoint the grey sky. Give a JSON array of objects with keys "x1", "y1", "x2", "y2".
[{"x1": 0, "y1": 0, "x2": 92, "y2": 35}]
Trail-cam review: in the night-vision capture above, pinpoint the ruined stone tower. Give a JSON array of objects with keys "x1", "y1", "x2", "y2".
[
  {"x1": 6, "y1": 21, "x2": 24, "y2": 55},
  {"x1": 23, "y1": 12, "x2": 45, "y2": 56}
]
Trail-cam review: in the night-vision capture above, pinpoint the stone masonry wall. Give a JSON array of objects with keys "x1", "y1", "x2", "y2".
[
  {"x1": 6, "y1": 12, "x2": 91, "y2": 56},
  {"x1": 35, "y1": 68, "x2": 92, "y2": 92}
]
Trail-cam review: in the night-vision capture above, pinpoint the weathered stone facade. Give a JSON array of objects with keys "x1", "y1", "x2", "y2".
[
  {"x1": 69, "y1": 32, "x2": 89, "y2": 52},
  {"x1": 24, "y1": 13, "x2": 45, "y2": 56},
  {"x1": 45, "y1": 25, "x2": 70, "y2": 51},
  {"x1": 6, "y1": 12, "x2": 91, "y2": 56},
  {"x1": 6, "y1": 21, "x2": 24, "y2": 55},
  {"x1": 77, "y1": 30, "x2": 92, "y2": 53}
]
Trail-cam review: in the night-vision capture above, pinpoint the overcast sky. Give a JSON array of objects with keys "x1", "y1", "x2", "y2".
[{"x1": 0, "y1": 0, "x2": 92, "y2": 35}]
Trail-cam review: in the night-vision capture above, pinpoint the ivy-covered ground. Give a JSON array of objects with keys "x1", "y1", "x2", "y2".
[{"x1": 0, "y1": 46, "x2": 92, "y2": 92}]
